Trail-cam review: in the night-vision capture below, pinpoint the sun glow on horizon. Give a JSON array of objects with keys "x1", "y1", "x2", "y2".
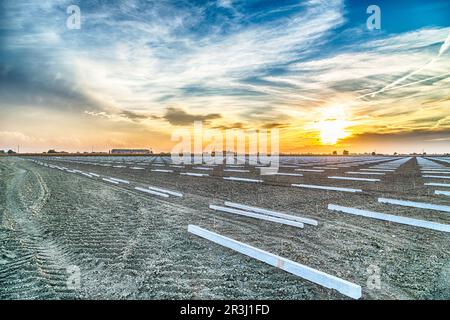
[{"x1": 315, "y1": 105, "x2": 352, "y2": 145}]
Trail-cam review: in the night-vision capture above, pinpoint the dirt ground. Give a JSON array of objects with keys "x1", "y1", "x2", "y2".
[{"x1": 0, "y1": 156, "x2": 449, "y2": 300}]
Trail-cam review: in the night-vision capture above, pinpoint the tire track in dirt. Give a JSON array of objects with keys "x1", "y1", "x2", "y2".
[
  {"x1": 8, "y1": 160, "x2": 334, "y2": 299},
  {"x1": 0, "y1": 159, "x2": 77, "y2": 299},
  {"x1": 29, "y1": 170, "x2": 50, "y2": 216},
  {"x1": 3, "y1": 157, "x2": 449, "y2": 299}
]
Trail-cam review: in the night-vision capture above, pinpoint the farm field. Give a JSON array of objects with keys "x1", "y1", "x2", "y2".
[{"x1": 1, "y1": 155, "x2": 449, "y2": 299}]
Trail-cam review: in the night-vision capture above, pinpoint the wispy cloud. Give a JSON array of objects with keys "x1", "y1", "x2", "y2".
[
  {"x1": 1, "y1": 0, "x2": 449, "y2": 153},
  {"x1": 163, "y1": 107, "x2": 222, "y2": 126},
  {"x1": 371, "y1": 31, "x2": 450, "y2": 97}
]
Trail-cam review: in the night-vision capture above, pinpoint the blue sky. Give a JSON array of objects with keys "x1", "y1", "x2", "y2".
[{"x1": 0, "y1": 0, "x2": 449, "y2": 153}]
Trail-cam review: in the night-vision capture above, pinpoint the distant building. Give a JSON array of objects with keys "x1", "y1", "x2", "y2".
[{"x1": 111, "y1": 149, "x2": 151, "y2": 155}]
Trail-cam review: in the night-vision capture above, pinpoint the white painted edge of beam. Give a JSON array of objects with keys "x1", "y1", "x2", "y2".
[
  {"x1": 224, "y1": 201, "x2": 318, "y2": 226},
  {"x1": 180, "y1": 172, "x2": 209, "y2": 177},
  {"x1": 422, "y1": 171, "x2": 450, "y2": 174},
  {"x1": 425, "y1": 183, "x2": 450, "y2": 187},
  {"x1": 193, "y1": 167, "x2": 214, "y2": 170},
  {"x1": 292, "y1": 183, "x2": 362, "y2": 193},
  {"x1": 273, "y1": 173, "x2": 303, "y2": 177},
  {"x1": 423, "y1": 175, "x2": 450, "y2": 179},
  {"x1": 210, "y1": 205, "x2": 304, "y2": 228},
  {"x1": 328, "y1": 176, "x2": 380, "y2": 182},
  {"x1": 130, "y1": 167, "x2": 145, "y2": 170},
  {"x1": 435, "y1": 190, "x2": 450, "y2": 196},
  {"x1": 223, "y1": 169, "x2": 250, "y2": 173},
  {"x1": 135, "y1": 186, "x2": 169, "y2": 198},
  {"x1": 328, "y1": 204, "x2": 450, "y2": 233},
  {"x1": 363, "y1": 169, "x2": 394, "y2": 172},
  {"x1": 102, "y1": 178, "x2": 120, "y2": 184},
  {"x1": 188, "y1": 225, "x2": 361, "y2": 299},
  {"x1": 378, "y1": 198, "x2": 450, "y2": 213},
  {"x1": 81, "y1": 173, "x2": 93, "y2": 178},
  {"x1": 148, "y1": 185, "x2": 183, "y2": 197},
  {"x1": 89, "y1": 172, "x2": 100, "y2": 177},
  {"x1": 223, "y1": 177, "x2": 263, "y2": 183},
  {"x1": 294, "y1": 169, "x2": 324, "y2": 172},
  {"x1": 258, "y1": 167, "x2": 279, "y2": 175},
  {"x1": 346, "y1": 172, "x2": 385, "y2": 176},
  {"x1": 108, "y1": 177, "x2": 130, "y2": 184},
  {"x1": 151, "y1": 169, "x2": 174, "y2": 173}
]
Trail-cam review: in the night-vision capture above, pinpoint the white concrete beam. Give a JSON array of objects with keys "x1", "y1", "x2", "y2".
[
  {"x1": 292, "y1": 184, "x2": 362, "y2": 193},
  {"x1": 135, "y1": 187, "x2": 169, "y2": 198},
  {"x1": 209, "y1": 205, "x2": 304, "y2": 229},
  {"x1": 346, "y1": 172, "x2": 385, "y2": 176},
  {"x1": 181, "y1": 172, "x2": 209, "y2": 177},
  {"x1": 223, "y1": 169, "x2": 250, "y2": 173},
  {"x1": 423, "y1": 175, "x2": 450, "y2": 179},
  {"x1": 188, "y1": 225, "x2": 362, "y2": 299},
  {"x1": 272, "y1": 173, "x2": 303, "y2": 177},
  {"x1": 378, "y1": 198, "x2": 450, "y2": 213},
  {"x1": 435, "y1": 190, "x2": 450, "y2": 197},
  {"x1": 148, "y1": 185, "x2": 183, "y2": 197},
  {"x1": 295, "y1": 169, "x2": 324, "y2": 172},
  {"x1": 328, "y1": 204, "x2": 450, "y2": 233},
  {"x1": 224, "y1": 201, "x2": 318, "y2": 226},
  {"x1": 328, "y1": 176, "x2": 380, "y2": 182},
  {"x1": 424, "y1": 183, "x2": 450, "y2": 188},
  {"x1": 108, "y1": 177, "x2": 130, "y2": 184},
  {"x1": 102, "y1": 178, "x2": 119, "y2": 184},
  {"x1": 223, "y1": 177, "x2": 263, "y2": 183}
]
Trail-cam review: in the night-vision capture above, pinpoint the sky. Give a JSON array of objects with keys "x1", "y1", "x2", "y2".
[{"x1": 0, "y1": 0, "x2": 449, "y2": 154}]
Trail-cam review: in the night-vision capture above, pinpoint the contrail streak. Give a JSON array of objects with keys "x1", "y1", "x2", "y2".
[
  {"x1": 371, "y1": 31, "x2": 450, "y2": 97},
  {"x1": 357, "y1": 72, "x2": 450, "y2": 99}
]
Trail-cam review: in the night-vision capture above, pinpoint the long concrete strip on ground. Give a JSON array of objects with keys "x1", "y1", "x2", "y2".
[
  {"x1": 209, "y1": 205, "x2": 304, "y2": 229},
  {"x1": 188, "y1": 225, "x2": 362, "y2": 299},
  {"x1": 224, "y1": 201, "x2": 318, "y2": 226},
  {"x1": 328, "y1": 204, "x2": 450, "y2": 233},
  {"x1": 378, "y1": 198, "x2": 450, "y2": 213}
]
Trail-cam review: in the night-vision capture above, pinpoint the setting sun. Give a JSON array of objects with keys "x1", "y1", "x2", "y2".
[
  {"x1": 315, "y1": 105, "x2": 351, "y2": 145},
  {"x1": 319, "y1": 120, "x2": 349, "y2": 144}
]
